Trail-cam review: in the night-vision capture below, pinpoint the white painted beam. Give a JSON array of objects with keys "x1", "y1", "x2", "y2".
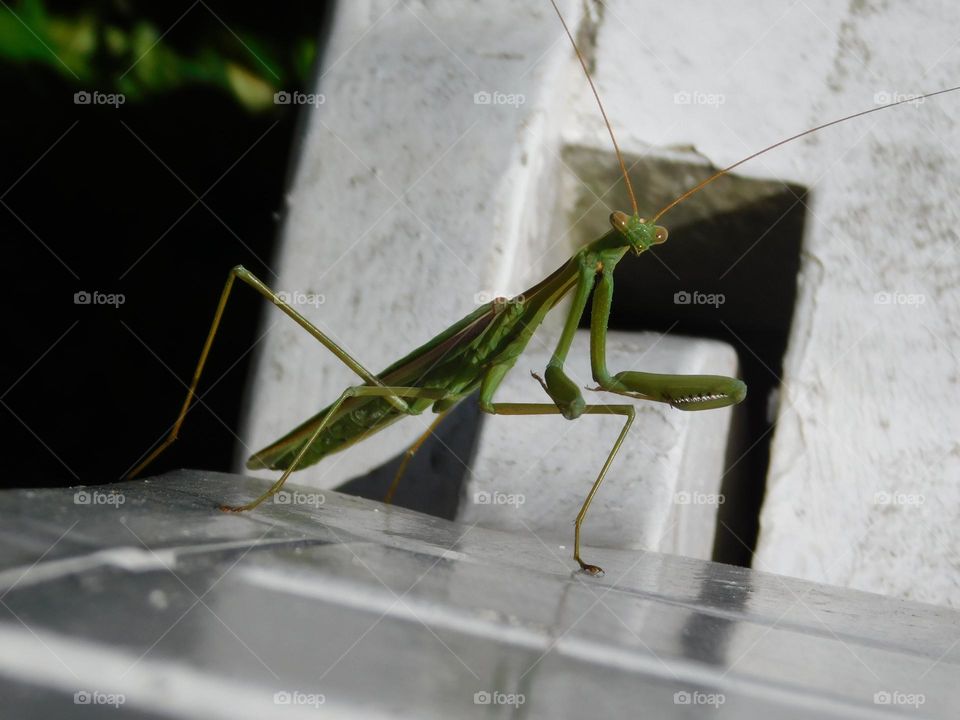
[{"x1": 573, "y1": 0, "x2": 960, "y2": 606}]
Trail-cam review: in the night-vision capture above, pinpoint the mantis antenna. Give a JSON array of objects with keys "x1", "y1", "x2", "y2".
[
  {"x1": 653, "y1": 84, "x2": 960, "y2": 223},
  {"x1": 548, "y1": 0, "x2": 639, "y2": 216},
  {"x1": 549, "y1": 1, "x2": 960, "y2": 226}
]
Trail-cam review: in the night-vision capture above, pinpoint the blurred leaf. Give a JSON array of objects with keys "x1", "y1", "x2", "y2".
[
  {"x1": 0, "y1": 0, "x2": 321, "y2": 111},
  {"x1": 226, "y1": 62, "x2": 275, "y2": 111}
]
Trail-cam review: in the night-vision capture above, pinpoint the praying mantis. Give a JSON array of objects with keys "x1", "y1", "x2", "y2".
[{"x1": 129, "y1": 1, "x2": 960, "y2": 576}]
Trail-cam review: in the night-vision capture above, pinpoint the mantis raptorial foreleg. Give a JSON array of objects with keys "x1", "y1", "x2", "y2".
[
  {"x1": 539, "y1": 262, "x2": 596, "y2": 420},
  {"x1": 588, "y1": 269, "x2": 746, "y2": 410},
  {"x1": 126, "y1": 264, "x2": 445, "y2": 481}
]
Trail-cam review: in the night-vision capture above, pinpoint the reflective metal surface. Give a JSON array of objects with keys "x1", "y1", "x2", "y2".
[{"x1": 0, "y1": 470, "x2": 956, "y2": 718}]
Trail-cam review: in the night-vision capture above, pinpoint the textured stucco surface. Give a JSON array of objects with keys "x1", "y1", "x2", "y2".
[{"x1": 567, "y1": 1, "x2": 960, "y2": 605}]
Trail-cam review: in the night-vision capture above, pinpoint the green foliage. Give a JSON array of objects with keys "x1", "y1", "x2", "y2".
[{"x1": 0, "y1": 0, "x2": 319, "y2": 111}]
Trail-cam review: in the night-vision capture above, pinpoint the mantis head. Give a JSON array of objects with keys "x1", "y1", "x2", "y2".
[{"x1": 610, "y1": 211, "x2": 668, "y2": 255}]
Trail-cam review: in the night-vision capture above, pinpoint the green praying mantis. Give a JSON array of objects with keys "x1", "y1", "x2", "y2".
[{"x1": 129, "y1": 1, "x2": 960, "y2": 575}]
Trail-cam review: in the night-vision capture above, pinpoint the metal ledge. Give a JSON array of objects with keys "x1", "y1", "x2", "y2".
[{"x1": 0, "y1": 470, "x2": 956, "y2": 718}]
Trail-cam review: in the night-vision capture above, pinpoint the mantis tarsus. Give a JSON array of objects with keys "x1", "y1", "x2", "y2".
[{"x1": 129, "y1": 1, "x2": 960, "y2": 575}]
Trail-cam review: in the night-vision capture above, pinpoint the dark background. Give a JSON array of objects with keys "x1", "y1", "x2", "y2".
[{"x1": 0, "y1": 1, "x2": 334, "y2": 489}]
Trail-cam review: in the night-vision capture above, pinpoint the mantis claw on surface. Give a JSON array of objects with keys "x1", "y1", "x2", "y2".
[{"x1": 128, "y1": 1, "x2": 960, "y2": 575}]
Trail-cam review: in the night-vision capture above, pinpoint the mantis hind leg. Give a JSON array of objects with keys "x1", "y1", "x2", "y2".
[
  {"x1": 383, "y1": 409, "x2": 452, "y2": 505},
  {"x1": 481, "y1": 400, "x2": 635, "y2": 576},
  {"x1": 222, "y1": 384, "x2": 450, "y2": 512},
  {"x1": 127, "y1": 265, "x2": 416, "y2": 480}
]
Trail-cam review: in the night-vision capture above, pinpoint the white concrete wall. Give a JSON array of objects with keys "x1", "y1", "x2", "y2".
[
  {"x1": 565, "y1": 0, "x2": 959, "y2": 606},
  {"x1": 244, "y1": 1, "x2": 960, "y2": 604}
]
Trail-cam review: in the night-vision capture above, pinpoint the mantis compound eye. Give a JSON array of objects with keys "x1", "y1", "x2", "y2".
[
  {"x1": 609, "y1": 211, "x2": 631, "y2": 235},
  {"x1": 653, "y1": 226, "x2": 668, "y2": 244}
]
